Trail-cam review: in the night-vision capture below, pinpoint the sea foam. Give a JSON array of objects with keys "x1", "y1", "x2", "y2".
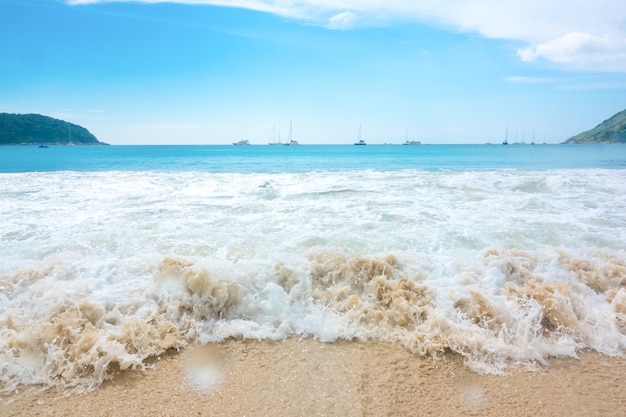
[{"x1": 1, "y1": 169, "x2": 625, "y2": 392}]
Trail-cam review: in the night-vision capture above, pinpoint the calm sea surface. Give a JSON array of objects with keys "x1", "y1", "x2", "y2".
[
  {"x1": 1, "y1": 144, "x2": 625, "y2": 392},
  {"x1": 1, "y1": 144, "x2": 626, "y2": 172}
]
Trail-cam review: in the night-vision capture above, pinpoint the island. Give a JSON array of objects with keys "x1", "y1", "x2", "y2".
[
  {"x1": 563, "y1": 109, "x2": 626, "y2": 144},
  {"x1": 0, "y1": 113, "x2": 107, "y2": 146}
]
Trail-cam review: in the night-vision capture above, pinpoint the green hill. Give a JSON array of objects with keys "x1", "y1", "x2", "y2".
[
  {"x1": 0, "y1": 113, "x2": 106, "y2": 145},
  {"x1": 563, "y1": 109, "x2": 626, "y2": 144}
]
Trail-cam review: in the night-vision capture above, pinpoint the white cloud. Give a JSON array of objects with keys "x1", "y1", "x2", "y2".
[
  {"x1": 66, "y1": 0, "x2": 626, "y2": 72},
  {"x1": 504, "y1": 76, "x2": 558, "y2": 84},
  {"x1": 327, "y1": 11, "x2": 358, "y2": 30},
  {"x1": 518, "y1": 32, "x2": 626, "y2": 72}
]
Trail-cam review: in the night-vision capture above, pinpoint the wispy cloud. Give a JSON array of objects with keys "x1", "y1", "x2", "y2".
[
  {"x1": 504, "y1": 76, "x2": 558, "y2": 84},
  {"x1": 66, "y1": 1, "x2": 626, "y2": 72},
  {"x1": 327, "y1": 11, "x2": 358, "y2": 30},
  {"x1": 127, "y1": 123, "x2": 217, "y2": 132},
  {"x1": 518, "y1": 32, "x2": 626, "y2": 72},
  {"x1": 506, "y1": 74, "x2": 626, "y2": 90}
]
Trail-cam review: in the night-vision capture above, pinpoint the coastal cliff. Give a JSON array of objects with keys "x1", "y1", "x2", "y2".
[
  {"x1": 563, "y1": 109, "x2": 626, "y2": 144},
  {"x1": 0, "y1": 113, "x2": 106, "y2": 145}
]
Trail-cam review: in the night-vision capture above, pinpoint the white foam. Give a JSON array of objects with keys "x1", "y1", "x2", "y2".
[{"x1": 1, "y1": 169, "x2": 625, "y2": 391}]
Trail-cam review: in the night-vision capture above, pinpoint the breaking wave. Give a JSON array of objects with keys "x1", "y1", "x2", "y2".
[{"x1": 1, "y1": 169, "x2": 626, "y2": 392}]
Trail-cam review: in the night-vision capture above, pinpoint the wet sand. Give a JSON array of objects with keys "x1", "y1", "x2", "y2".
[{"x1": 2, "y1": 338, "x2": 625, "y2": 417}]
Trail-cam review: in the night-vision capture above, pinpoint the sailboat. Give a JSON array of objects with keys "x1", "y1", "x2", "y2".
[
  {"x1": 502, "y1": 126, "x2": 509, "y2": 145},
  {"x1": 286, "y1": 119, "x2": 300, "y2": 146},
  {"x1": 66, "y1": 125, "x2": 75, "y2": 146},
  {"x1": 402, "y1": 128, "x2": 421, "y2": 145},
  {"x1": 354, "y1": 123, "x2": 366, "y2": 145},
  {"x1": 268, "y1": 125, "x2": 283, "y2": 145}
]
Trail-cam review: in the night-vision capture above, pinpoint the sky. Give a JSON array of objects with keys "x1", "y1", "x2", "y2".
[{"x1": 1, "y1": 0, "x2": 625, "y2": 145}]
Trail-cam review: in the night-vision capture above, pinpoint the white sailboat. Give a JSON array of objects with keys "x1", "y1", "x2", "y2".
[
  {"x1": 67, "y1": 125, "x2": 73, "y2": 146},
  {"x1": 354, "y1": 123, "x2": 366, "y2": 145},
  {"x1": 286, "y1": 119, "x2": 300, "y2": 146},
  {"x1": 402, "y1": 128, "x2": 421, "y2": 145},
  {"x1": 268, "y1": 125, "x2": 283, "y2": 145}
]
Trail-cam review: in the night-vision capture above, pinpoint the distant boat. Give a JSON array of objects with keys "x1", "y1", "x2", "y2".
[
  {"x1": 286, "y1": 119, "x2": 300, "y2": 146},
  {"x1": 38, "y1": 144, "x2": 49, "y2": 148},
  {"x1": 233, "y1": 139, "x2": 251, "y2": 146},
  {"x1": 502, "y1": 126, "x2": 509, "y2": 145},
  {"x1": 268, "y1": 125, "x2": 284, "y2": 145},
  {"x1": 354, "y1": 124, "x2": 366, "y2": 145},
  {"x1": 402, "y1": 128, "x2": 421, "y2": 145}
]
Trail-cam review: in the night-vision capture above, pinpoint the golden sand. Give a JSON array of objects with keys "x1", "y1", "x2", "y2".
[{"x1": 2, "y1": 338, "x2": 625, "y2": 417}]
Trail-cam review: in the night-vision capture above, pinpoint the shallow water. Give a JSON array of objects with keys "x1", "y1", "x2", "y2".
[{"x1": 1, "y1": 145, "x2": 625, "y2": 392}]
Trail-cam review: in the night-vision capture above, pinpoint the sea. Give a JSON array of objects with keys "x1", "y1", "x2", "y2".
[{"x1": 1, "y1": 144, "x2": 626, "y2": 393}]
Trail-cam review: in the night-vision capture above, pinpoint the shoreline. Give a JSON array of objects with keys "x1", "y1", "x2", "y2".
[{"x1": 2, "y1": 338, "x2": 625, "y2": 417}]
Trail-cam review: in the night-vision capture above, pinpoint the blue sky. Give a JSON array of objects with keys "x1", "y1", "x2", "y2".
[{"x1": 1, "y1": 0, "x2": 625, "y2": 144}]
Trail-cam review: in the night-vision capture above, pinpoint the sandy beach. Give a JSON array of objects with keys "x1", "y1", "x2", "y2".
[{"x1": 2, "y1": 338, "x2": 624, "y2": 417}]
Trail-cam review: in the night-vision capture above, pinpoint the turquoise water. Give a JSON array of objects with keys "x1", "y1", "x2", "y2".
[{"x1": 1, "y1": 144, "x2": 625, "y2": 172}]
